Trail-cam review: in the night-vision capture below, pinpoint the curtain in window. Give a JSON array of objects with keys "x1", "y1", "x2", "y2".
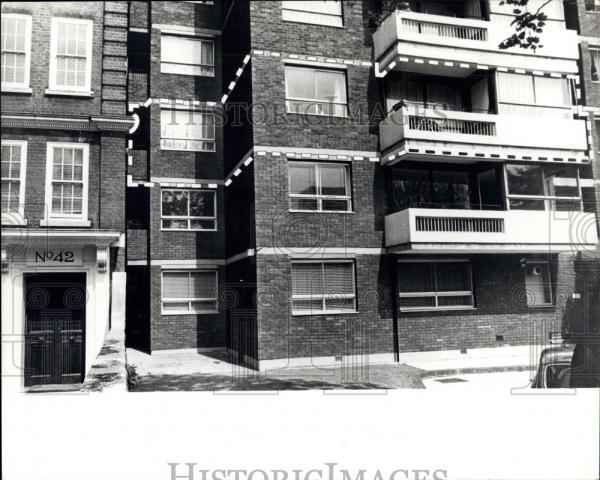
[
  {"x1": 320, "y1": 164, "x2": 347, "y2": 196},
  {"x1": 162, "y1": 36, "x2": 213, "y2": 66},
  {"x1": 497, "y1": 72, "x2": 535, "y2": 104},
  {"x1": 283, "y1": 1, "x2": 342, "y2": 15},
  {"x1": 533, "y1": 76, "x2": 570, "y2": 106},
  {"x1": 288, "y1": 164, "x2": 317, "y2": 195},
  {"x1": 161, "y1": 109, "x2": 214, "y2": 140},
  {"x1": 163, "y1": 272, "x2": 189, "y2": 299}
]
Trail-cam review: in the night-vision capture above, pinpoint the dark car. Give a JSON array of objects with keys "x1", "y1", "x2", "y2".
[{"x1": 533, "y1": 334, "x2": 600, "y2": 388}]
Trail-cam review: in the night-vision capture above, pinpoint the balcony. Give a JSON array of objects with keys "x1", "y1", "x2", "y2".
[
  {"x1": 374, "y1": 11, "x2": 580, "y2": 77},
  {"x1": 385, "y1": 208, "x2": 598, "y2": 253},
  {"x1": 379, "y1": 107, "x2": 590, "y2": 163}
]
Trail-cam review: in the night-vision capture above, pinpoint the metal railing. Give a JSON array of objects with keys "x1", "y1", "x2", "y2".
[
  {"x1": 402, "y1": 17, "x2": 488, "y2": 41},
  {"x1": 415, "y1": 216, "x2": 505, "y2": 233},
  {"x1": 408, "y1": 115, "x2": 496, "y2": 136}
]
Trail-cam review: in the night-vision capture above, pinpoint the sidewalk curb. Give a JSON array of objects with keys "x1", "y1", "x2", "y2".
[{"x1": 419, "y1": 364, "x2": 535, "y2": 378}]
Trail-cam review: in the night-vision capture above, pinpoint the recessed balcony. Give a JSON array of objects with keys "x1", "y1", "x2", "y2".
[
  {"x1": 385, "y1": 207, "x2": 598, "y2": 253},
  {"x1": 374, "y1": 10, "x2": 580, "y2": 77},
  {"x1": 379, "y1": 106, "x2": 590, "y2": 164}
]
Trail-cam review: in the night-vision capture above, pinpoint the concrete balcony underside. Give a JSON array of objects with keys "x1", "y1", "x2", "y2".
[
  {"x1": 385, "y1": 208, "x2": 598, "y2": 253},
  {"x1": 374, "y1": 11, "x2": 580, "y2": 76},
  {"x1": 379, "y1": 108, "x2": 590, "y2": 165}
]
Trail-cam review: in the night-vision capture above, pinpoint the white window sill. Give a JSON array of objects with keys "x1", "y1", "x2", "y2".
[
  {"x1": 161, "y1": 310, "x2": 218, "y2": 316},
  {"x1": 1, "y1": 215, "x2": 27, "y2": 226},
  {"x1": 1, "y1": 86, "x2": 32, "y2": 94},
  {"x1": 160, "y1": 67, "x2": 216, "y2": 78},
  {"x1": 44, "y1": 88, "x2": 94, "y2": 97},
  {"x1": 528, "y1": 304, "x2": 555, "y2": 309},
  {"x1": 285, "y1": 109, "x2": 349, "y2": 119},
  {"x1": 292, "y1": 310, "x2": 358, "y2": 316},
  {"x1": 400, "y1": 307, "x2": 477, "y2": 313},
  {"x1": 160, "y1": 146, "x2": 216, "y2": 153},
  {"x1": 161, "y1": 228, "x2": 218, "y2": 232},
  {"x1": 289, "y1": 209, "x2": 354, "y2": 214},
  {"x1": 40, "y1": 218, "x2": 91, "y2": 227}
]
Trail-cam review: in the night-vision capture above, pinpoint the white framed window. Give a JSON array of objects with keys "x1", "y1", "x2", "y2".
[
  {"x1": 291, "y1": 260, "x2": 357, "y2": 315},
  {"x1": 160, "y1": 108, "x2": 216, "y2": 152},
  {"x1": 496, "y1": 72, "x2": 572, "y2": 118},
  {"x1": 282, "y1": 1, "x2": 343, "y2": 27},
  {"x1": 161, "y1": 270, "x2": 218, "y2": 314},
  {"x1": 43, "y1": 142, "x2": 89, "y2": 225},
  {"x1": 505, "y1": 164, "x2": 583, "y2": 212},
  {"x1": 161, "y1": 188, "x2": 217, "y2": 230},
  {"x1": 285, "y1": 65, "x2": 348, "y2": 117},
  {"x1": 48, "y1": 17, "x2": 93, "y2": 94},
  {"x1": 397, "y1": 260, "x2": 474, "y2": 311},
  {"x1": 288, "y1": 161, "x2": 352, "y2": 212},
  {"x1": 1, "y1": 13, "x2": 32, "y2": 91},
  {"x1": 160, "y1": 34, "x2": 214, "y2": 77},
  {"x1": 591, "y1": 49, "x2": 600, "y2": 82},
  {"x1": 1, "y1": 139, "x2": 27, "y2": 223},
  {"x1": 525, "y1": 262, "x2": 553, "y2": 307}
]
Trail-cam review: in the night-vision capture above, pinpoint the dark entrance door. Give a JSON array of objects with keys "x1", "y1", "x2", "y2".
[{"x1": 24, "y1": 273, "x2": 86, "y2": 387}]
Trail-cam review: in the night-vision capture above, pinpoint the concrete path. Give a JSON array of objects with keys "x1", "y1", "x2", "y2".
[{"x1": 126, "y1": 348, "x2": 426, "y2": 391}]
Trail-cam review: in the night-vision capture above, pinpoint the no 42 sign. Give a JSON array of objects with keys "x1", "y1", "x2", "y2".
[{"x1": 26, "y1": 248, "x2": 83, "y2": 266}]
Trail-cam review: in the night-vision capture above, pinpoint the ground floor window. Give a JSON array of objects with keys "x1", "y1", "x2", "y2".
[
  {"x1": 161, "y1": 270, "x2": 218, "y2": 314},
  {"x1": 524, "y1": 262, "x2": 553, "y2": 307},
  {"x1": 398, "y1": 260, "x2": 474, "y2": 311},
  {"x1": 291, "y1": 260, "x2": 356, "y2": 314}
]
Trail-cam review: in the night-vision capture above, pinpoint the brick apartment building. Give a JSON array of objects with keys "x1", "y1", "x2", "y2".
[
  {"x1": 122, "y1": 0, "x2": 599, "y2": 370},
  {"x1": 1, "y1": 2, "x2": 132, "y2": 391},
  {"x1": 2, "y1": 0, "x2": 599, "y2": 386}
]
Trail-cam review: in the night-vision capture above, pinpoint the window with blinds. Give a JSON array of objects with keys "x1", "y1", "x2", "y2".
[
  {"x1": 1, "y1": 14, "x2": 31, "y2": 89},
  {"x1": 160, "y1": 109, "x2": 216, "y2": 152},
  {"x1": 161, "y1": 270, "x2": 218, "y2": 314},
  {"x1": 398, "y1": 261, "x2": 474, "y2": 311},
  {"x1": 49, "y1": 18, "x2": 93, "y2": 93},
  {"x1": 291, "y1": 261, "x2": 356, "y2": 314},
  {"x1": 161, "y1": 35, "x2": 214, "y2": 77},
  {"x1": 281, "y1": 1, "x2": 343, "y2": 27}
]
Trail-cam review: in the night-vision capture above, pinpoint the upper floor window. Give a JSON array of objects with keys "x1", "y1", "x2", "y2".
[
  {"x1": 281, "y1": 1, "x2": 343, "y2": 27},
  {"x1": 291, "y1": 261, "x2": 357, "y2": 314},
  {"x1": 497, "y1": 72, "x2": 572, "y2": 119},
  {"x1": 591, "y1": 49, "x2": 600, "y2": 82},
  {"x1": 1, "y1": 14, "x2": 32, "y2": 91},
  {"x1": 288, "y1": 161, "x2": 352, "y2": 212},
  {"x1": 585, "y1": 0, "x2": 600, "y2": 12},
  {"x1": 161, "y1": 188, "x2": 217, "y2": 231},
  {"x1": 505, "y1": 164, "x2": 584, "y2": 212},
  {"x1": 285, "y1": 65, "x2": 348, "y2": 117},
  {"x1": 1, "y1": 140, "x2": 27, "y2": 222},
  {"x1": 161, "y1": 35, "x2": 214, "y2": 77},
  {"x1": 49, "y1": 18, "x2": 93, "y2": 94},
  {"x1": 44, "y1": 143, "x2": 89, "y2": 225},
  {"x1": 160, "y1": 108, "x2": 216, "y2": 152},
  {"x1": 398, "y1": 260, "x2": 474, "y2": 311},
  {"x1": 162, "y1": 270, "x2": 218, "y2": 314}
]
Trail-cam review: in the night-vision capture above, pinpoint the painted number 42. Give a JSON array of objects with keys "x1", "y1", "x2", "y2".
[{"x1": 35, "y1": 251, "x2": 75, "y2": 263}]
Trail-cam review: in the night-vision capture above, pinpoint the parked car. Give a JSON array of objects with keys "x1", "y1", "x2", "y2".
[{"x1": 533, "y1": 334, "x2": 600, "y2": 388}]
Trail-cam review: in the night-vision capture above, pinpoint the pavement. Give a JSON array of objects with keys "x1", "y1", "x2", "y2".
[
  {"x1": 125, "y1": 345, "x2": 547, "y2": 391},
  {"x1": 126, "y1": 348, "x2": 426, "y2": 390}
]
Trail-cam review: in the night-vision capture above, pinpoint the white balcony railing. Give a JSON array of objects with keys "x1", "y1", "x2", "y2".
[
  {"x1": 374, "y1": 11, "x2": 580, "y2": 75},
  {"x1": 401, "y1": 17, "x2": 488, "y2": 42},
  {"x1": 379, "y1": 107, "x2": 589, "y2": 155},
  {"x1": 385, "y1": 208, "x2": 598, "y2": 252}
]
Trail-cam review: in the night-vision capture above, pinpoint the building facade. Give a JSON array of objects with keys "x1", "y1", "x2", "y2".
[
  {"x1": 3, "y1": 1, "x2": 598, "y2": 387},
  {"x1": 1, "y1": 2, "x2": 131, "y2": 391}
]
